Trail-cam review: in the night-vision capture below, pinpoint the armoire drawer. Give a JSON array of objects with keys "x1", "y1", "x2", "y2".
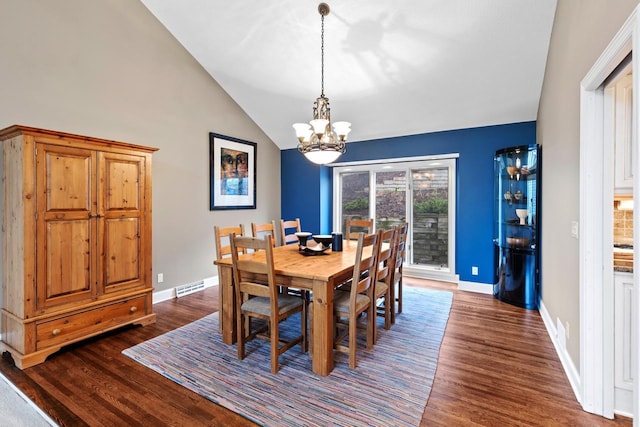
[{"x1": 36, "y1": 296, "x2": 146, "y2": 349}]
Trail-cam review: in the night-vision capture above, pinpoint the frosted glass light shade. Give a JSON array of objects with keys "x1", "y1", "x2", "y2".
[
  {"x1": 304, "y1": 149, "x2": 342, "y2": 165},
  {"x1": 293, "y1": 123, "x2": 312, "y2": 142},
  {"x1": 333, "y1": 121, "x2": 351, "y2": 138},
  {"x1": 310, "y1": 119, "x2": 329, "y2": 136}
]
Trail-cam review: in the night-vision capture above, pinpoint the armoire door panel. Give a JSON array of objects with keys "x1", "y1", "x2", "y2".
[
  {"x1": 42, "y1": 146, "x2": 93, "y2": 212},
  {"x1": 36, "y1": 144, "x2": 98, "y2": 310},
  {"x1": 99, "y1": 152, "x2": 146, "y2": 293},
  {"x1": 101, "y1": 153, "x2": 143, "y2": 212},
  {"x1": 103, "y1": 217, "x2": 142, "y2": 292},
  {"x1": 44, "y1": 220, "x2": 92, "y2": 299}
]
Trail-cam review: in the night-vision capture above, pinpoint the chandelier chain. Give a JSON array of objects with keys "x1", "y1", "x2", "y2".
[{"x1": 320, "y1": 13, "x2": 325, "y2": 97}]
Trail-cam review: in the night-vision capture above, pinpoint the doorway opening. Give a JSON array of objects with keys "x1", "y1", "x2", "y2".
[
  {"x1": 605, "y1": 58, "x2": 634, "y2": 417},
  {"x1": 579, "y1": 8, "x2": 638, "y2": 421}
]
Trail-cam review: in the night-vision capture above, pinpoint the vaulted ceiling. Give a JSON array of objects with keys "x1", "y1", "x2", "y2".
[{"x1": 141, "y1": 0, "x2": 557, "y2": 150}]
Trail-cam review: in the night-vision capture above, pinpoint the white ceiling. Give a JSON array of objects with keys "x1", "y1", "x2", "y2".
[{"x1": 141, "y1": 0, "x2": 557, "y2": 150}]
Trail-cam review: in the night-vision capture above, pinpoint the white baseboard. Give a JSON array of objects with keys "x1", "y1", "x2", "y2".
[
  {"x1": 457, "y1": 280, "x2": 493, "y2": 294},
  {"x1": 152, "y1": 275, "x2": 218, "y2": 304},
  {"x1": 614, "y1": 387, "x2": 633, "y2": 418},
  {"x1": 539, "y1": 300, "x2": 582, "y2": 405},
  {"x1": 403, "y1": 266, "x2": 459, "y2": 283}
]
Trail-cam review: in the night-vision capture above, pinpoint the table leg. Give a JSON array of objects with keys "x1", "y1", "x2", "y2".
[
  {"x1": 219, "y1": 265, "x2": 236, "y2": 344},
  {"x1": 389, "y1": 275, "x2": 396, "y2": 324},
  {"x1": 311, "y1": 279, "x2": 334, "y2": 376},
  {"x1": 216, "y1": 266, "x2": 223, "y2": 332}
]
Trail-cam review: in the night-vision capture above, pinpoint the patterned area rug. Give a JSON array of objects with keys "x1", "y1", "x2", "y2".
[{"x1": 123, "y1": 287, "x2": 453, "y2": 427}]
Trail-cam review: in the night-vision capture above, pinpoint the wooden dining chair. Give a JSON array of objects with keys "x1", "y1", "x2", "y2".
[
  {"x1": 280, "y1": 218, "x2": 301, "y2": 246},
  {"x1": 214, "y1": 224, "x2": 245, "y2": 332},
  {"x1": 390, "y1": 222, "x2": 408, "y2": 323},
  {"x1": 335, "y1": 217, "x2": 374, "y2": 291},
  {"x1": 345, "y1": 217, "x2": 374, "y2": 240},
  {"x1": 372, "y1": 226, "x2": 396, "y2": 343},
  {"x1": 278, "y1": 217, "x2": 310, "y2": 316},
  {"x1": 252, "y1": 221, "x2": 278, "y2": 247},
  {"x1": 230, "y1": 233, "x2": 306, "y2": 374},
  {"x1": 214, "y1": 224, "x2": 245, "y2": 260},
  {"x1": 276, "y1": 218, "x2": 310, "y2": 323},
  {"x1": 332, "y1": 231, "x2": 379, "y2": 369}
]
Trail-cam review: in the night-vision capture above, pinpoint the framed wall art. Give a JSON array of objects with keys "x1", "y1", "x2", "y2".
[{"x1": 209, "y1": 133, "x2": 257, "y2": 210}]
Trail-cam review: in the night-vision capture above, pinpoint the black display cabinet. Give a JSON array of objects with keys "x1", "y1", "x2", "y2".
[{"x1": 493, "y1": 144, "x2": 540, "y2": 309}]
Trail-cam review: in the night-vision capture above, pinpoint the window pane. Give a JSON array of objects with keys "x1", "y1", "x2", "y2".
[
  {"x1": 375, "y1": 171, "x2": 406, "y2": 230},
  {"x1": 341, "y1": 172, "x2": 370, "y2": 231},
  {"x1": 412, "y1": 167, "x2": 449, "y2": 269}
]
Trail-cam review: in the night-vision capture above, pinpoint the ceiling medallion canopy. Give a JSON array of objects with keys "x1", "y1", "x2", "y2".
[{"x1": 293, "y1": 3, "x2": 351, "y2": 165}]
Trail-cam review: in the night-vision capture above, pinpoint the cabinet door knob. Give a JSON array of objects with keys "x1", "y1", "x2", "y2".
[
  {"x1": 52, "y1": 328, "x2": 61, "y2": 336},
  {"x1": 129, "y1": 306, "x2": 138, "y2": 313}
]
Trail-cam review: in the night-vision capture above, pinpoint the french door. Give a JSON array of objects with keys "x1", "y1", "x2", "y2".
[{"x1": 333, "y1": 156, "x2": 457, "y2": 282}]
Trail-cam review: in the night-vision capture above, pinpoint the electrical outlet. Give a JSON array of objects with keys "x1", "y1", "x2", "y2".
[
  {"x1": 565, "y1": 321, "x2": 570, "y2": 339},
  {"x1": 471, "y1": 266, "x2": 479, "y2": 276},
  {"x1": 157, "y1": 273, "x2": 164, "y2": 283}
]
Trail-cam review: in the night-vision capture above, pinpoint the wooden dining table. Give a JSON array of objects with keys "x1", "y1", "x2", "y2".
[{"x1": 214, "y1": 239, "x2": 371, "y2": 376}]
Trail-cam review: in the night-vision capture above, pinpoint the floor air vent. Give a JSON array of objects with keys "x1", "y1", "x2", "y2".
[{"x1": 175, "y1": 280, "x2": 205, "y2": 298}]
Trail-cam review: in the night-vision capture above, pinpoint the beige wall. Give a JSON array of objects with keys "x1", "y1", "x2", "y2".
[
  {"x1": 538, "y1": 0, "x2": 639, "y2": 367},
  {"x1": 0, "y1": 0, "x2": 281, "y2": 293}
]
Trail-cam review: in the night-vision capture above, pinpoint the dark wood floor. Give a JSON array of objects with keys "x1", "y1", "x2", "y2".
[{"x1": 0, "y1": 278, "x2": 632, "y2": 426}]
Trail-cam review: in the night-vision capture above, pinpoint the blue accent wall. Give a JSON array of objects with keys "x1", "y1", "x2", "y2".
[
  {"x1": 281, "y1": 121, "x2": 536, "y2": 284},
  {"x1": 319, "y1": 166, "x2": 332, "y2": 234}
]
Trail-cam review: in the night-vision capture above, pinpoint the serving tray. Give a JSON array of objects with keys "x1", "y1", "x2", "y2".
[{"x1": 298, "y1": 245, "x2": 330, "y2": 256}]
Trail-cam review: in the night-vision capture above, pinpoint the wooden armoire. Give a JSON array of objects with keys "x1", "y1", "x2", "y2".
[{"x1": 0, "y1": 125, "x2": 157, "y2": 369}]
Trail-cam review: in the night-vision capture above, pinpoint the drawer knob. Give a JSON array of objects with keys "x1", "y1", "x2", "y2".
[
  {"x1": 129, "y1": 306, "x2": 138, "y2": 313},
  {"x1": 52, "y1": 328, "x2": 61, "y2": 336}
]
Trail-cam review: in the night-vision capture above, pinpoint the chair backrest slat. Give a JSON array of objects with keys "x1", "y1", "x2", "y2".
[
  {"x1": 238, "y1": 280, "x2": 271, "y2": 298},
  {"x1": 252, "y1": 221, "x2": 278, "y2": 247},
  {"x1": 214, "y1": 224, "x2": 245, "y2": 259},
  {"x1": 280, "y1": 218, "x2": 302, "y2": 245},
  {"x1": 345, "y1": 218, "x2": 374, "y2": 241}
]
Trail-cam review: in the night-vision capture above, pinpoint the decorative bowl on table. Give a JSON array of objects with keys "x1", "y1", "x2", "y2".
[
  {"x1": 312, "y1": 235, "x2": 333, "y2": 248},
  {"x1": 295, "y1": 231, "x2": 312, "y2": 246}
]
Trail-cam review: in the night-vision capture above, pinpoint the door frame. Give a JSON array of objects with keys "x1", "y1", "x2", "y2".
[{"x1": 579, "y1": 6, "x2": 639, "y2": 420}]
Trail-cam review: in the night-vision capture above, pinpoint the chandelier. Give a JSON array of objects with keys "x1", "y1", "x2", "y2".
[{"x1": 293, "y1": 3, "x2": 351, "y2": 165}]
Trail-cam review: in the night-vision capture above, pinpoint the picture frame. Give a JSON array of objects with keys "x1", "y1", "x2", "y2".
[{"x1": 209, "y1": 133, "x2": 257, "y2": 210}]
